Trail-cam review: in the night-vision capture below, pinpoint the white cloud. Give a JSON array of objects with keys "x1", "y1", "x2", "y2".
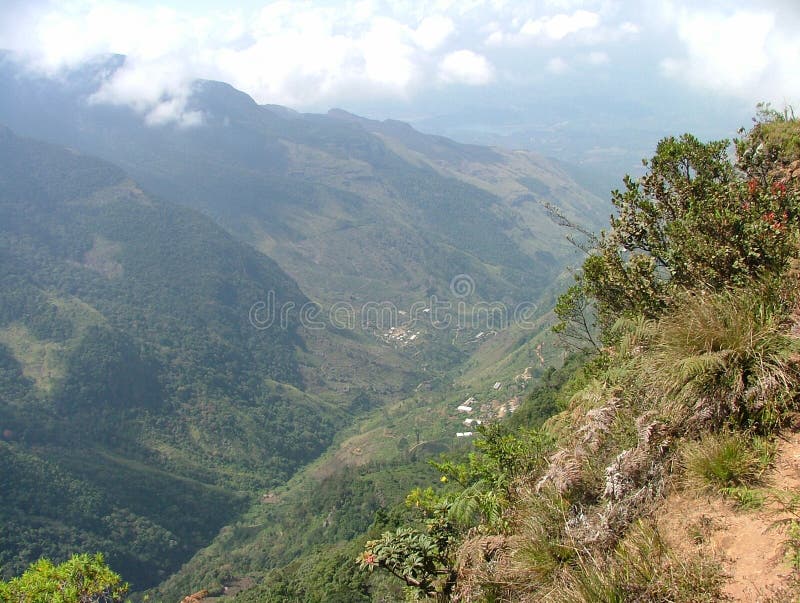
[
  {"x1": 144, "y1": 97, "x2": 203, "y2": 128},
  {"x1": 485, "y1": 8, "x2": 607, "y2": 46},
  {"x1": 520, "y1": 10, "x2": 600, "y2": 40},
  {"x1": 660, "y1": 4, "x2": 800, "y2": 101},
  {"x1": 0, "y1": 0, "x2": 797, "y2": 127},
  {"x1": 1, "y1": 1, "x2": 451, "y2": 121},
  {"x1": 438, "y1": 49, "x2": 494, "y2": 85},
  {"x1": 9, "y1": 2, "x2": 232, "y2": 125},
  {"x1": 413, "y1": 15, "x2": 455, "y2": 51},
  {"x1": 88, "y1": 56, "x2": 204, "y2": 127},
  {"x1": 547, "y1": 56, "x2": 569, "y2": 73}
]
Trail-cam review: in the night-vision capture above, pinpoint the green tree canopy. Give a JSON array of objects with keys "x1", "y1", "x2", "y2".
[
  {"x1": 0, "y1": 553, "x2": 127, "y2": 603},
  {"x1": 557, "y1": 107, "x2": 800, "y2": 341}
]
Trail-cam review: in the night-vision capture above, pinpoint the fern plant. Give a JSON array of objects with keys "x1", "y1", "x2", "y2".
[{"x1": 646, "y1": 286, "x2": 797, "y2": 430}]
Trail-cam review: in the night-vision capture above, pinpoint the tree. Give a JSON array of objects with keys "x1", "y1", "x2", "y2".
[
  {"x1": 0, "y1": 553, "x2": 128, "y2": 603},
  {"x1": 556, "y1": 111, "x2": 800, "y2": 338},
  {"x1": 552, "y1": 282, "x2": 601, "y2": 352}
]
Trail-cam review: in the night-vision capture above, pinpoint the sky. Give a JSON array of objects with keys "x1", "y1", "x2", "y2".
[{"x1": 0, "y1": 0, "x2": 798, "y2": 176}]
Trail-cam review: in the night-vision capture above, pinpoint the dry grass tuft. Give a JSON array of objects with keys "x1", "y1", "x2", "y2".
[
  {"x1": 550, "y1": 521, "x2": 725, "y2": 603},
  {"x1": 452, "y1": 534, "x2": 512, "y2": 602}
]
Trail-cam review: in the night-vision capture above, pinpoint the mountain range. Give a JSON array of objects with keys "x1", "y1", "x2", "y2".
[
  {"x1": 0, "y1": 50, "x2": 608, "y2": 596},
  {"x1": 0, "y1": 52, "x2": 606, "y2": 307}
]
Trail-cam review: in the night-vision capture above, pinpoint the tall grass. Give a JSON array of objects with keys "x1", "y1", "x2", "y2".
[
  {"x1": 514, "y1": 486, "x2": 577, "y2": 582},
  {"x1": 646, "y1": 287, "x2": 797, "y2": 431},
  {"x1": 551, "y1": 521, "x2": 724, "y2": 603},
  {"x1": 683, "y1": 431, "x2": 770, "y2": 494}
]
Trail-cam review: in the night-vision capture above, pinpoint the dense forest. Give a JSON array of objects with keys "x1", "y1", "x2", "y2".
[{"x1": 0, "y1": 127, "x2": 345, "y2": 588}]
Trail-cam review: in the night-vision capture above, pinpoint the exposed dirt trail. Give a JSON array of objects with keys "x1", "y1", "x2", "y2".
[{"x1": 659, "y1": 431, "x2": 800, "y2": 601}]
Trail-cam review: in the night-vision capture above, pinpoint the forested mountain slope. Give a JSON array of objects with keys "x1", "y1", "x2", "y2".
[
  {"x1": 0, "y1": 52, "x2": 605, "y2": 308},
  {"x1": 0, "y1": 125, "x2": 391, "y2": 589},
  {"x1": 0, "y1": 50, "x2": 611, "y2": 600}
]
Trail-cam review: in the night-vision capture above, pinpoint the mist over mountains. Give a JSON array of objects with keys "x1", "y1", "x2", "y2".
[{"x1": 0, "y1": 51, "x2": 605, "y2": 306}]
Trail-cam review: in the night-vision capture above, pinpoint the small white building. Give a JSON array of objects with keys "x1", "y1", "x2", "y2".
[
  {"x1": 493, "y1": 381, "x2": 502, "y2": 390},
  {"x1": 457, "y1": 405, "x2": 473, "y2": 413},
  {"x1": 456, "y1": 432, "x2": 474, "y2": 438}
]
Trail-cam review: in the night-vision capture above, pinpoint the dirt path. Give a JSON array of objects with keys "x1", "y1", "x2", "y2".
[{"x1": 658, "y1": 431, "x2": 800, "y2": 601}]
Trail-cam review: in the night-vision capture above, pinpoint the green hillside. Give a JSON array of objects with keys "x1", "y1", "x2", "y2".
[
  {"x1": 0, "y1": 55, "x2": 605, "y2": 310},
  {"x1": 0, "y1": 53, "x2": 613, "y2": 601},
  {"x1": 0, "y1": 126, "x2": 350, "y2": 589}
]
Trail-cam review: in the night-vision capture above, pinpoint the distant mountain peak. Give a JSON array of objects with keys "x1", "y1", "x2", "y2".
[
  {"x1": 326, "y1": 107, "x2": 365, "y2": 122},
  {"x1": 262, "y1": 104, "x2": 299, "y2": 119}
]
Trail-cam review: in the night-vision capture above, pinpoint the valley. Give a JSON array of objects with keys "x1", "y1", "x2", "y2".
[
  {"x1": 0, "y1": 3, "x2": 796, "y2": 602},
  {"x1": 0, "y1": 53, "x2": 606, "y2": 600}
]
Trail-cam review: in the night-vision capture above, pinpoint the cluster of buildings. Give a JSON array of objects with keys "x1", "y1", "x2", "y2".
[
  {"x1": 453, "y1": 387, "x2": 522, "y2": 438},
  {"x1": 381, "y1": 325, "x2": 421, "y2": 345}
]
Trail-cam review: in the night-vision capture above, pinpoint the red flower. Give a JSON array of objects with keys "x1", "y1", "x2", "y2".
[
  {"x1": 748, "y1": 179, "x2": 758, "y2": 194},
  {"x1": 772, "y1": 181, "x2": 787, "y2": 195}
]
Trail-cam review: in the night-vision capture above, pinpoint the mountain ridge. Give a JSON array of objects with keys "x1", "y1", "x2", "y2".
[
  {"x1": 0, "y1": 51, "x2": 606, "y2": 310},
  {"x1": 0, "y1": 50, "x2": 612, "y2": 599}
]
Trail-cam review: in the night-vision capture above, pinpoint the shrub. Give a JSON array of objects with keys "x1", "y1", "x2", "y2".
[
  {"x1": 556, "y1": 112, "x2": 800, "y2": 339},
  {"x1": 358, "y1": 526, "x2": 455, "y2": 598},
  {"x1": 358, "y1": 426, "x2": 556, "y2": 599},
  {"x1": 647, "y1": 287, "x2": 797, "y2": 430},
  {"x1": 0, "y1": 553, "x2": 128, "y2": 603}
]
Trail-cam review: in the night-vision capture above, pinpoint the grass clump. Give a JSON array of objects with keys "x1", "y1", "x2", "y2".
[
  {"x1": 514, "y1": 487, "x2": 577, "y2": 581},
  {"x1": 683, "y1": 431, "x2": 770, "y2": 493},
  {"x1": 647, "y1": 286, "x2": 797, "y2": 431},
  {"x1": 553, "y1": 521, "x2": 725, "y2": 603}
]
